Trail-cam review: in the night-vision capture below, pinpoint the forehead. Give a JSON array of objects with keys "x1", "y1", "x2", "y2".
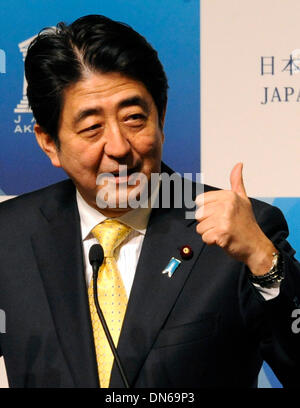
[{"x1": 61, "y1": 71, "x2": 154, "y2": 114}]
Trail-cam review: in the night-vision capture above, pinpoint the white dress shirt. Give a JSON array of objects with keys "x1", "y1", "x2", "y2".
[
  {"x1": 76, "y1": 190, "x2": 280, "y2": 301},
  {"x1": 76, "y1": 190, "x2": 153, "y2": 297}
]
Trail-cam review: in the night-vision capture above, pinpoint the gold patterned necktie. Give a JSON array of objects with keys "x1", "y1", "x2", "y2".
[{"x1": 88, "y1": 219, "x2": 132, "y2": 388}]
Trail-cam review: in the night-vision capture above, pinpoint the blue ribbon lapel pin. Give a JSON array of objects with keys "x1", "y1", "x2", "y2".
[{"x1": 162, "y1": 257, "x2": 181, "y2": 278}]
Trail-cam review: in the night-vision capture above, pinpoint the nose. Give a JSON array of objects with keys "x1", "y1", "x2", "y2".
[{"x1": 103, "y1": 122, "x2": 131, "y2": 159}]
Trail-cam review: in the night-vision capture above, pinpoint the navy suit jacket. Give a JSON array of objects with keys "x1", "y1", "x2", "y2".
[{"x1": 0, "y1": 168, "x2": 300, "y2": 388}]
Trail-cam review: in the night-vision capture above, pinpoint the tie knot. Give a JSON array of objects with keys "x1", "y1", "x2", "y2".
[{"x1": 92, "y1": 219, "x2": 132, "y2": 258}]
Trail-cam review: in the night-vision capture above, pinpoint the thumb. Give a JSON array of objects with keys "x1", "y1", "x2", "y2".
[{"x1": 230, "y1": 162, "x2": 247, "y2": 197}]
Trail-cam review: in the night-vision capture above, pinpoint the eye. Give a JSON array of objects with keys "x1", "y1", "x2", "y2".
[
  {"x1": 129, "y1": 114, "x2": 145, "y2": 119},
  {"x1": 86, "y1": 124, "x2": 101, "y2": 131},
  {"x1": 125, "y1": 113, "x2": 147, "y2": 125},
  {"x1": 78, "y1": 123, "x2": 101, "y2": 134}
]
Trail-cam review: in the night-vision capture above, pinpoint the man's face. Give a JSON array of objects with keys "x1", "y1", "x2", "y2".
[{"x1": 36, "y1": 71, "x2": 165, "y2": 216}]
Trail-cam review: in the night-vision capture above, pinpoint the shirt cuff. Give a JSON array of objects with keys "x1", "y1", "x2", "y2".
[{"x1": 253, "y1": 282, "x2": 280, "y2": 301}]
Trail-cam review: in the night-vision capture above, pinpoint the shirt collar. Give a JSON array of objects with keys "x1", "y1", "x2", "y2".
[{"x1": 76, "y1": 189, "x2": 155, "y2": 240}]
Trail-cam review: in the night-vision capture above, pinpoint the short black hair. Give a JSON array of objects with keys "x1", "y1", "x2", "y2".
[{"x1": 25, "y1": 14, "x2": 169, "y2": 146}]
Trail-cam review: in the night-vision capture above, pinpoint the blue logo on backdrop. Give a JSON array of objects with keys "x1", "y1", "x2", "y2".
[{"x1": 14, "y1": 36, "x2": 36, "y2": 135}]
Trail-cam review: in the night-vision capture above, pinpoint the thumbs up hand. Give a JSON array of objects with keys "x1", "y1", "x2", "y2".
[
  {"x1": 195, "y1": 163, "x2": 276, "y2": 276},
  {"x1": 230, "y1": 162, "x2": 247, "y2": 197}
]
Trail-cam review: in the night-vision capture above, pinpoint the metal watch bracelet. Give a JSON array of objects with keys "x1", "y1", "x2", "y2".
[{"x1": 249, "y1": 251, "x2": 284, "y2": 288}]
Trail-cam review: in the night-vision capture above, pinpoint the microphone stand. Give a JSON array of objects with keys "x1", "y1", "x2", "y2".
[{"x1": 91, "y1": 261, "x2": 130, "y2": 389}]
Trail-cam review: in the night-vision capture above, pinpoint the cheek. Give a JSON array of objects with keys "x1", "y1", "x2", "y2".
[
  {"x1": 133, "y1": 132, "x2": 163, "y2": 157},
  {"x1": 134, "y1": 136, "x2": 163, "y2": 175},
  {"x1": 80, "y1": 149, "x2": 102, "y2": 170},
  {"x1": 59, "y1": 140, "x2": 103, "y2": 173}
]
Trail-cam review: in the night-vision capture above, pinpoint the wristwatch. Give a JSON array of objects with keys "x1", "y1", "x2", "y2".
[{"x1": 249, "y1": 250, "x2": 284, "y2": 288}]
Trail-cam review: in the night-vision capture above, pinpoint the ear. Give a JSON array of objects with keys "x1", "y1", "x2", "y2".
[{"x1": 34, "y1": 124, "x2": 62, "y2": 168}]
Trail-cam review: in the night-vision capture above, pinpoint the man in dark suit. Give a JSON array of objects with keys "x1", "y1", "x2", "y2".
[{"x1": 0, "y1": 14, "x2": 300, "y2": 388}]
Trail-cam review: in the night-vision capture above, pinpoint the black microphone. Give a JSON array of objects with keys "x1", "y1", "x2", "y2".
[
  {"x1": 89, "y1": 244, "x2": 104, "y2": 273},
  {"x1": 88, "y1": 244, "x2": 130, "y2": 389}
]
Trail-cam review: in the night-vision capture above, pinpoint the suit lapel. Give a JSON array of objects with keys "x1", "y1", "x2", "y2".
[
  {"x1": 110, "y1": 204, "x2": 205, "y2": 387},
  {"x1": 30, "y1": 181, "x2": 99, "y2": 387}
]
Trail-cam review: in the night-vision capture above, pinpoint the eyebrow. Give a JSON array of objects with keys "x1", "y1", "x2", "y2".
[
  {"x1": 72, "y1": 96, "x2": 150, "y2": 128},
  {"x1": 118, "y1": 96, "x2": 150, "y2": 113}
]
